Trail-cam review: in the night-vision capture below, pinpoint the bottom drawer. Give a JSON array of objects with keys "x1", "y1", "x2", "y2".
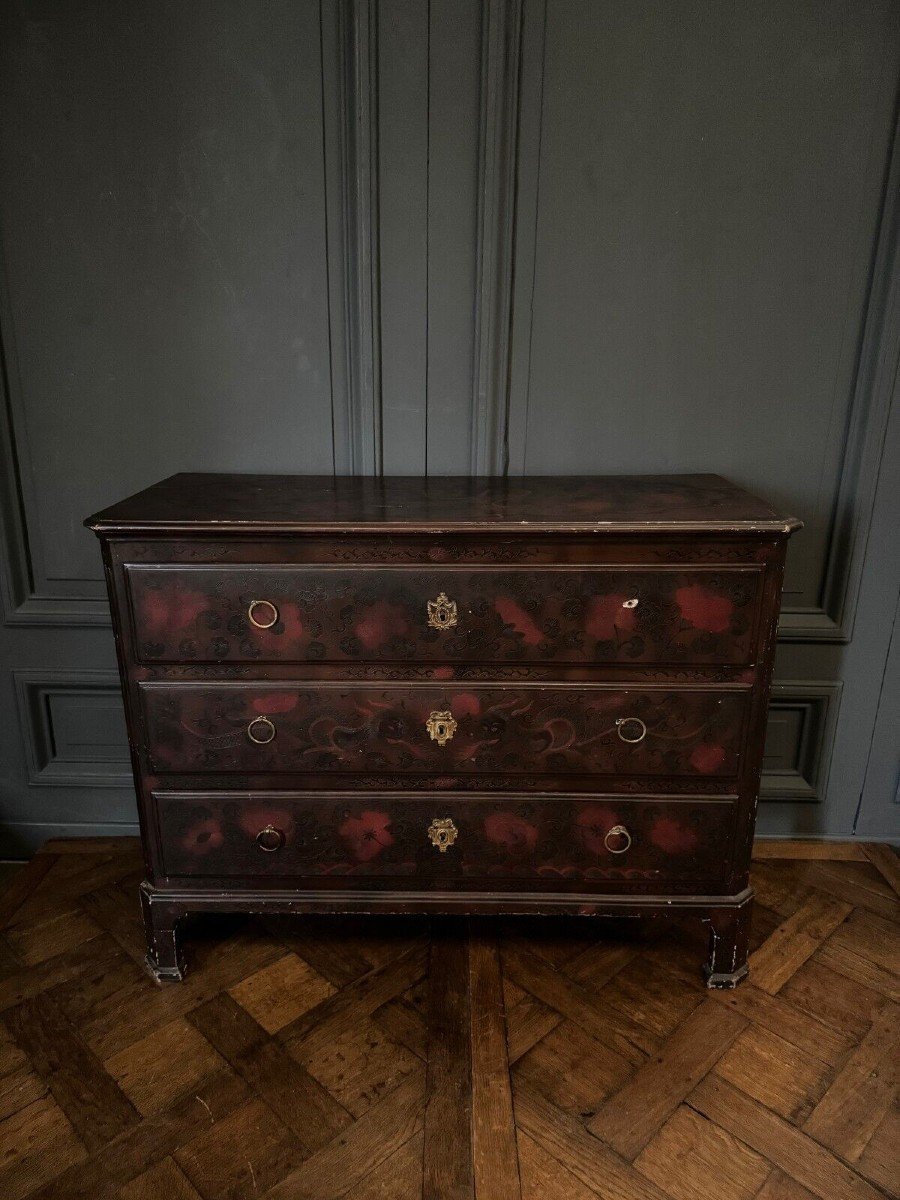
[{"x1": 153, "y1": 791, "x2": 739, "y2": 890}]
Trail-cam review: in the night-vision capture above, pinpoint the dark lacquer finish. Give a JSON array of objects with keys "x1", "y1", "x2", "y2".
[
  {"x1": 88, "y1": 472, "x2": 801, "y2": 534},
  {"x1": 155, "y1": 792, "x2": 739, "y2": 888},
  {"x1": 126, "y1": 565, "x2": 763, "y2": 665},
  {"x1": 140, "y1": 683, "x2": 748, "y2": 777},
  {"x1": 87, "y1": 473, "x2": 800, "y2": 986}
]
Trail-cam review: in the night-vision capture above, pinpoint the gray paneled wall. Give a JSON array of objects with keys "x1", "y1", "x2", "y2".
[{"x1": 0, "y1": 0, "x2": 897, "y2": 853}]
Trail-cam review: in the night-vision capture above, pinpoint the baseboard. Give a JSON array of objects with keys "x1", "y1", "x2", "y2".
[{"x1": 0, "y1": 821, "x2": 140, "y2": 859}]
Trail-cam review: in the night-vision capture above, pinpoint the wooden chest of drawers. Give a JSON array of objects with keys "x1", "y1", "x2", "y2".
[{"x1": 87, "y1": 473, "x2": 799, "y2": 986}]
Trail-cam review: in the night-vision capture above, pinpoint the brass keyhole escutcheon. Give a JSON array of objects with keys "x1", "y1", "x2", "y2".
[
  {"x1": 428, "y1": 817, "x2": 458, "y2": 852},
  {"x1": 426, "y1": 710, "x2": 457, "y2": 746},
  {"x1": 427, "y1": 592, "x2": 458, "y2": 630}
]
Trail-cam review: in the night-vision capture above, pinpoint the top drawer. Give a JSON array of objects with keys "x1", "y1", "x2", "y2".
[{"x1": 125, "y1": 564, "x2": 763, "y2": 666}]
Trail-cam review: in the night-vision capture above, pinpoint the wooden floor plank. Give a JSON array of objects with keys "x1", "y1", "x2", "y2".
[
  {"x1": 117, "y1": 1155, "x2": 203, "y2": 1200},
  {"x1": 518, "y1": 1129, "x2": 604, "y2": 1200},
  {"x1": 187, "y1": 992, "x2": 352, "y2": 1153},
  {"x1": 280, "y1": 941, "x2": 429, "y2": 1057},
  {"x1": 689, "y1": 1074, "x2": 885, "y2": 1200},
  {"x1": 708, "y1": 979, "x2": 856, "y2": 1065},
  {"x1": 173, "y1": 1094, "x2": 305, "y2": 1200},
  {"x1": 712, "y1": 1024, "x2": 835, "y2": 1123},
  {"x1": 0, "y1": 1093, "x2": 88, "y2": 1200},
  {"x1": 505, "y1": 993, "x2": 563, "y2": 1065},
  {"x1": 793, "y1": 861, "x2": 900, "y2": 921},
  {"x1": 513, "y1": 1080, "x2": 672, "y2": 1200},
  {"x1": 502, "y1": 943, "x2": 651, "y2": 1062},
  {"x1": 802, "y1": 1002, "x2": 899, "y2": 1162},
  {"x1": 0, "y1": 855, "x2": 59, "y2": 929},
  {"x1": 861, "y1": 843, "x2": 900, "y2": 896},
  {"x1": 749, "y1": 894, "x2": 853, "y2": 994},
  {"x1": 265, "y1": 1072, "x2": 425, "y2": 1200},
  {"x1": 854, "y1": 1105, "x2": 900, "y2": 1194},
  {"x1": 635, "y1": 1104, "x2": 771, "y2": 1200},
  {"x1": 423, "y1": 921, "x2": 473, "y2": 1200},
  {"x1": 352, "y1": 1128, "x2": 424, "y2": 1200},
  {"x1": 514, "y1": 1017, "x2": 633, "y2": 1116},
  {"x1": 587, "y1": 998, "x2": 746, "y2": 1158},
  {"x1": 752, "y1": 841, "x2": 868, "y2": 862},
  {"x1": 24, "y1": 1067, "x2": 249, "y2": 1200},
  {"x1": 469, "y1": 931, "x2": 521, "y2": 1200},
  {"x1": 815, "y1": 940, "x2": 900, "y2": 1003},
  {"x1": 3, "y1": 991, "x2": 140, "y2": 1152}
]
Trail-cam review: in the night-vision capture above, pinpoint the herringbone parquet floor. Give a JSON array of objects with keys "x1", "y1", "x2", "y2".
[{"x1": 0, "y1": 838, "x2": 896, "y2": 1199}]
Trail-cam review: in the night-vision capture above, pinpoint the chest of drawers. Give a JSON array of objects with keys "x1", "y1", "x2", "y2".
[{"x1": 87, "y1": 473, "x2": 799, "y2": 986}]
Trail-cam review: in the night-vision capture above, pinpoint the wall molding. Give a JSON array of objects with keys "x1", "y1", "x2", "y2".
[
  {"x1": 13, "y1": 670, "x2": 131, "y2": 788},
  {"x1": 329, "y1": 0, "x2": 382, "y2": 476},
  {"x1": 778, "y1": 99, "x2": 900, "y2": 643},
  {"x1": 0, "y1": 219, "x2": 111, "y2": 626},
  {"x1": 470, "y1": 0, "x2": 525, "y2": 475},
  {"x1": 760, "y1": 681, "x2": 843, "y2": 804}
]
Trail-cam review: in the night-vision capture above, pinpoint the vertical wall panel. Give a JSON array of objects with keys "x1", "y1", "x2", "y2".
[
  {"x1": 425, "y1": 0, "x2": 483, "y2": 473},
  {"x1": 378, "y1": 0, "x2": 429, "y2": 473}
]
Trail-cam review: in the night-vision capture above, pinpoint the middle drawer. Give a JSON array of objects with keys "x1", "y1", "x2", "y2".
[{"x1": 140, "y1": 682, "x2": 749, "y2": 778}]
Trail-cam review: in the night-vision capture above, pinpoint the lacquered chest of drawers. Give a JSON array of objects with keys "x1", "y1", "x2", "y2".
[{"x1": 87, "y1": 473, "x2": 800, "y2": 986}]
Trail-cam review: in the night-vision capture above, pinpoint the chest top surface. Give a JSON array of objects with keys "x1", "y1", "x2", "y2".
[{"x1": 86, "y1": 473, "x2": 800, "y2": 536}]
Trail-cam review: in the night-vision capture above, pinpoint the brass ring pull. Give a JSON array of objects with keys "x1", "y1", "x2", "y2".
[
  {"x1": 247, "y1": 715, "x2": 276, "y2": 744},
  {"x1": 426, "y1": 710, "x2": 457, "y2": 746},
  {"x1": 616, "y1": 716, "x2": 647, "y2": 744},
  {"x1": 604, "y1": 825, "x2": 632, "y2": 854},
  {"x1": 428, "y1": 817, "x2": 458, "y2": 852},
  {"x1": 427, "y1": 592, "x2": 458, "y2": 630},
  {"x1": 256, "y1": 824, "x2": 285, "y2": 852},
  {"x1": 248, "y1": 599, "x2": 279, "y2": 629}
]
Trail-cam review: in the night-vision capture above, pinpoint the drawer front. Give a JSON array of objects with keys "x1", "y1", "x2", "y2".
[
  {"x1": 141, "y1": 683, "x2": 748, "y2": 778},
  {"x1": 126, "y1": 565, "x2": 762, "y2": 665},
  {"x1": 154, "y1": 792, "x2": 738, "y2": 887}
]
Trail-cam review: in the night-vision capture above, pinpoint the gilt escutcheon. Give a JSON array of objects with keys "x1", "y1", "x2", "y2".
[
  {"x1": 427, "y1": 592, "x2": 458, "y2": 630},
  {"x1": 426, "y1": 710, "x2": 457, "y2": 746}
]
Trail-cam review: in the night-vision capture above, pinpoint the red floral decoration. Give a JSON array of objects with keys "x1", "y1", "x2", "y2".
[
  {"x1": 494, "y1": 596, "x2": 542, "y2": 645},
  {"x1": 690, "y1": 743, "x2": 727, "y2": 774},
  {"x1": 574, "y1": 804, "x2": 619, "y2": 856},
  {"x1": 674, "y1": 585, "x2": 733, "y2": 634},
  {"x1": 140, "y1": 587, "x2": 210, "y2": 634},
  {"x1": 180, "y1": 817, "x2": 224, "y2": 856},
  {"x1": 253, "y1": 601, "x2": 305, "y2": 644},
  {"x1": 355, "y1": 601, "x2": 410, "y2": 649},
  {"x1": 585, "y1": 594, "x2": 637, "y2": 641},
  {"x1": 649, "y1": 816, "x2": 698, "y2": 854},
  {"x1": 338, "y1": 810, "x2": 394, "y2": 862},
  {"x1": 483, "y1": 812, "x2": 538, "y2": 855},
  {"x1": 451, "y1": 692, "x2": 481, "y2": 718}
]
